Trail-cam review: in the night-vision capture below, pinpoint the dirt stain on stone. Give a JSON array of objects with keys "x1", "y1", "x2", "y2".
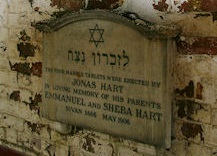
[
  {"x1": 26, "y1": 121, "x2": 45, "y2": 135},
  {"x1": 181, "y1": 122, "x2": 204, "y2": 142},
  {"x1": 17, "y1": 30, "x2": 37, "y2": 58},
  {"x1": 176, "y1": 100, "x2": 204, "y2": 121},
  {"x1": 82, "y1": 134, "x2": 96, "y2": 153},
  {"x1": 10, "y1": 62, "x2": 32, "y2": 76},
  {"x1": 17, "y1": 42, "x2": 35, "y2": 58},
  {"x1": 175, "y1": 80, "x2": 194, "y2": 98},
  {"x1": 23, "y1": 93, "x2": 42, "y2": 112},
  {"x1": 10, "y1": 91, "x2": 21, "y2": 101}
]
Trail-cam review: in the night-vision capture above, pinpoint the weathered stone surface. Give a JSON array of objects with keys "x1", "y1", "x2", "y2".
[
  {"x1": 174, "y1": 120, "x2": 204, "y2": 143},
  {"x1": 55, "y1": 144, "x2": 69, "y2": 156},
  {"x1": 174, "y1": 55, "x2": 217, "y2": 104},
  {"x1": 203, "y1": 125, "x2": 217, "y2": 146},
  {"x1": 9, "y1": 0, "x2": 32, "y2": 13},
  {"x1": 118, "y1": 147, "x2": 143, "y2": 156},
  {"x1": 186, "y1": 143, "x2": 211, "y2": 156},
  {"x1": 0, "y1": 114, "x2": 24, "y2": 132},
  {"x1": 165, "y1": 140, "x2": 187, "y2": 156},
  {"x1": 211, "y1": 109, "x2": 217, "y2": 126},
  {"x1": 0, "y1": 1, "x2": 8, "y2": 27},
  {"x1": 6, "y1": 129, "x2": 18, "y2": 144}
]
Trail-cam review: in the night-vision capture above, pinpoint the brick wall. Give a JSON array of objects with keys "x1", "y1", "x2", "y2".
[
  {"x1": 0, "y1": 0, "x2": 217, "y2": 155},
  {"x1": 171, "y1": 37, "x2": 217, "y2": 155}
]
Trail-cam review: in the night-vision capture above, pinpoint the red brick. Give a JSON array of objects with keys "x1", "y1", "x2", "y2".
[
  {"x1": 201, "y1": 0, "x2": 217, "y2": 12},
  {"x1": 179, "y1": 0, "x2": 202, "y2": 12},
  {"x1": 176, "y1": 37, "x2": 217, "y2": 55},
  {"x1": 31, "y1": 62, "x2": 42, "y2": 77},
  {"x1": 153, "y1": 0, "x2": 169, "y2": 12},
  {"x1": 86, "y1": 0, "x2": 121, "y2": 9},
  {"x1": 50, "y1": 0, "x2": 84, "y2": 11},
  {"x1": 179, "y1": 0, "x2": 217, "y2": 12}
]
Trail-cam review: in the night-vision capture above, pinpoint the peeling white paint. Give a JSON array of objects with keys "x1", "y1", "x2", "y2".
[
  {"x1": 119, "y1": 0, "x2": 189, "y2": 23},
  {"x1": 168, "y1": 0, "x2": 189, "y2": 11},
  {"x1": 153, "y1": 0, "x2": 189, "y2": 12},
  {"x1": 32, "y1": 0, "x2": 60, "y2": 14},
  {"x1": 84, "y1": 0, "x2": 89, "y2": 9},
  {"x1": 120, "y1": 0, "x2": 166, "y2": 23}
]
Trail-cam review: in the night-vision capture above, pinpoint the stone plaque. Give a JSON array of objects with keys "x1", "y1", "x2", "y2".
[{"x1": 39, "y1": 11, "x2": 176, "y2": 148}]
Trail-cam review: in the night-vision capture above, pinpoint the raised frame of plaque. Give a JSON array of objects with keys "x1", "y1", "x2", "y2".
[{"x1": 35, "y1": 11, "x2": 178, "y2": 148}]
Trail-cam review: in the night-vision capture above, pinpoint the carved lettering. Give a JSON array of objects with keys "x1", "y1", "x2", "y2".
[
  {"x1": 100, "y1": 82, "x2": 124, "y2": 93},
  {"x1": 45, "y1": 91, "x2": 86, "y2": 106},
  {"x1": 136, "y1": 109, "x2": 162, "y2": 122},
  {"x1": 72, "y1": 78, "x2": 96, "y2": 89},
  {"x1": 102, "y1": 114, "x2": 117, "y2": 122},
  {"x1": 84, "y1": 110, "x2": 97, "y2": 117},
  {"x1": 73, "y1": 89, "x2": 99, "y2": 98},
  {"x1": 68, "y1": 50, "x2": 85, "y2": 63},
  {"x1": 103, "y1": 103, "x2": 132, "y2": 116},
  {"x1": 53, "y1": 84, "x2": 71, "y2": 93},
  {"x1": 66, "y1": 106, "x2": 82, "y2": 114},
  {"x1": 92, "y1": 50, "x2": 129, "y2": 67}
]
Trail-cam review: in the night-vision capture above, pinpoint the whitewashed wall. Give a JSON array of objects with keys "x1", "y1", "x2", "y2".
[{"x1": 0, "y1": 0, "x2": 217, "y2": 155}]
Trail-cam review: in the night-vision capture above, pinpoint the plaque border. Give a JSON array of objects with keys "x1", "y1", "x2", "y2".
[
  {"x1": 34, "y1": 11, "x2": 178, "y2": 148},
  {"x1": 33, "y1": 10, "x2": 179, "y2": 39}
]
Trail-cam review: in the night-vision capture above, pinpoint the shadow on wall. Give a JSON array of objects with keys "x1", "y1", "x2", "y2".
[{"x1": 0, "y1": 145, "x2": 26, "y2": 156}]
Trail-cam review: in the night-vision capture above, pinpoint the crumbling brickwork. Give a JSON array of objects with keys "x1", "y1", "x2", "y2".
[{"x1": 0, "y1": 0, "x2": 217, "y2": 156}]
